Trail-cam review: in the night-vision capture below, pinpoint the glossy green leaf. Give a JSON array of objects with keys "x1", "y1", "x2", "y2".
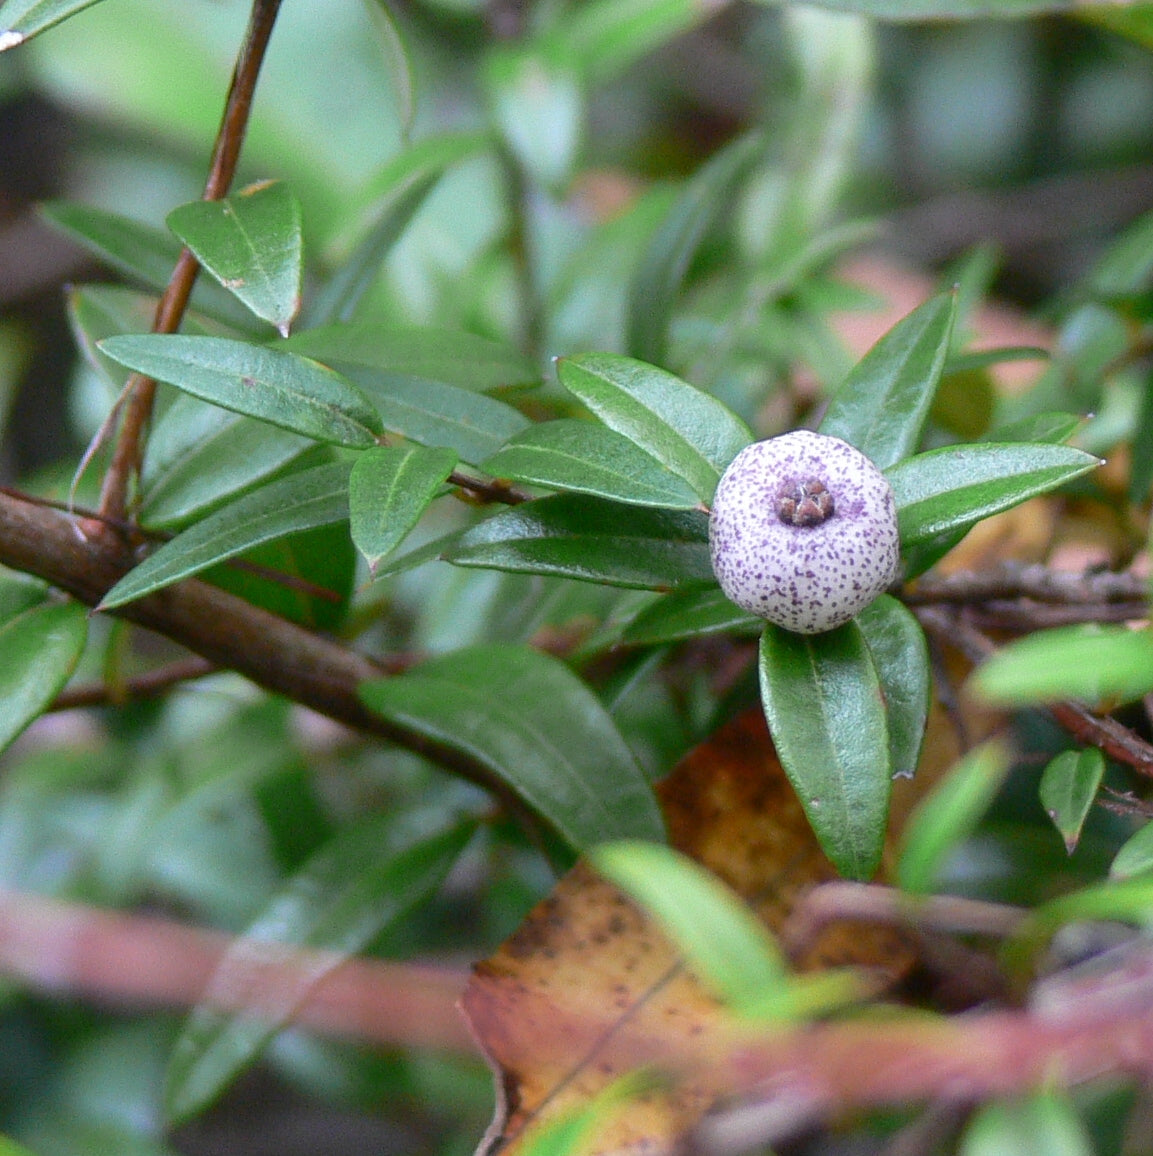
[
  {"x1": 886, "y1": 442, "x2": 1101, "y2": 549},
  {"x1": 961, "y1": 1091, "x2": 1093, "y2": 1156},
  {"x1": 0, "y1": 0, "x2": 103, "y2": 46},
  {"x1": 167, "y1": 180, "x2": 303, "y2": 336},
  {"x1": 0, "y1": 601, "x2": 87, "y2": 755},
  {"x1": 98, "y1": 334, "x2": 382, "y2": 448},
  {"x1": 444, "y1": 494, "x2": 712, "y2": 589},
  {"x1": 338, "y1": 364, "x2": 528, "y2": 465},
  {"x1": 984, "y1": 412, "x2": 1083, "y2": 445},
  {"x1": 592, "y1": 841, "x2": 785, "y2": 1009},
  {"x1": 622, "y1": 585, "x2": 759, "y2": 645},
  {"x1": 626, "y1": 132, "x2": 764, "y2": 364},
  {"x1": 98, "y1": 461, "x2": 352, "y2": 611},
  {"x1": 1110, "y1": 820, "x2": 1153, "y2": 880},
  {"x1": 165, "y1": 817, "x2": 475, "y2": 1124},
  {"x1": 140, "y1": 395, "x2": 312, "y2": 529},
  {"x1": 304, "y1": 132, "x2": 489, "y2": 326},
  {"x1": 820, "y1": 292, "x2": 957, "y2": 470},
  {"x1": 360, "y1": 645, "x2": 665, "y2": 849},
  {"x1": 39, "y1": 202, "x2": 257, "y2": 330},
  {"x1": 857, "y1": 595, "x2": 931, "y2": 780},
  {"x1": 484, "y1": 420, "x2": 701, "y2": 508},
  {"x1": 282, "y1": 324, "x2": 539, "y2": 392},
  {"x1": 971, "y1": 625, "x2": 1153, "y2": 708},
  {"x1": 349, "y1": 445, "x2": 457, "y2": 571},
  {"x1": 1039, "y1": 749, "x2": 1105, "y2": 856},
  {"x1": 897, "y1": 741, "x2": 1009, "y2": 894},
  {"x1": 758, "y1": 621, "x2": 891, "y2": 881},
  {"x1": 556, "y1": 353, "x2": 752, "y2": 503}
]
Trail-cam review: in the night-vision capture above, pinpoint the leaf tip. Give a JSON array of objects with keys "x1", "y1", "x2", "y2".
[{"x1": 0, "y1": 30, "x2": 25, "y2": 50}]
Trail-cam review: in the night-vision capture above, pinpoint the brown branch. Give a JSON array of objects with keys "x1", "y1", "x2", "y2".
[
  {"x1": 94, "y1": 0, "x2": 284, "y2": 529},
  {"x1": 51, "y1": 656, "x2": 218, "y2": 711},
  {"x1": 905, "y1": 562, "x2": 1147, "y2": 607}
]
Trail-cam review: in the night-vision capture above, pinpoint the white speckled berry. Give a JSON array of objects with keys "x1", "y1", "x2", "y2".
[{"x1": 709, "y1": 430, "x2": 899, "y2": 634}]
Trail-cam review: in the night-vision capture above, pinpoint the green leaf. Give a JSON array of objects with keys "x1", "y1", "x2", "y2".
[
  {"x1": 897, "y1": 740, "x2": 1010, "y2": 895},
  {"x1": 444, "y1": 494, "x2": 712, "y2": 589},
  {"x1": 140, "y1": 395, "x2": 312, "y2": 529},
  {"x1": 164, "y1": 817, "x2": 475, "y2": 1124},
  {"x1": 0, "y1": 0, "x2": 103, "y2": 47},
  {"x1": 750, "y1": 0, "x2": 1129, "y2": 16},
  {"x1": 281, "y1": 324, "x2": 539, "y2": 392},
  {"x1": 1110, "y1": 820, "x2": 1153, "y2": 880},
  {"x1": 303, "y1": 132, "x2": 489, "y2": 326},
  {"x1": 1039, "y1": 749, "x2": 1105, "y2": 856},
  {"x1": 819, "y1": 292, "x2": 957, "y2": 469},
  {"x1": 0, "y1": 601, "x2": 88, "y2": 755},
  {"x1": 984, "y1": 412, "x2": 1083, "y2": 445},
  {"x1": 336, "y1": 366, "x2": 529, "y2": 466},
  {"x1": 360, "y1": 645, "x2": 665, "y2": 849},
  {"x1": 39, "y1": 202, "x2": 258, "y2": 330},
  {"x1": 961, "y1": 1091, "x2": 1093, "y2": 1156},
  {"x1": 484, "y1": 420, "x2": 701, "y2": 508},
  {"x1": 886, "y1": 442, "x2": 1101, "y2": 549},
  {"x1": 622, "y1": 585, "x2": 759, "y2": 645},
  {"x1": 857, "y1": 595, "x2": 931, "y2": 780},
  {"x1": 167, "y1": 180, "x2": 303, "y2": 337},
  {"x1": 556, "y1": 353, "x2": 752, "y2": 503},
  {"x1": 1091, "y1": 207, "x2": 1153, "y2": 298},
  {"x1": 349, "y1": 445, "x2": 457, "y2": 571},
  {"x1": 591, "y1": 841, "x2": 785, "y2": 1010},
  {"x1": 626, "y1": 132, "x2": 764, "y2": 364},
  {"x1": 971, "y1": 625, "x2": 1153, "y2": 708},
  {"x1": 98, "y1": 334, "x2": 382, "y2": 449},
  {"x1": 364, "y1": 0, "x2": 415, "y2": 139},
  {"x1": 98, "y1": 461, "x2": 352, "y2": 611},
  {"x1": 758, "y1": 621, "x2": 891, "y2": 881}
]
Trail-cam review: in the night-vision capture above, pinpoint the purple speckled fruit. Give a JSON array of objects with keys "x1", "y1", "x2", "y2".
[{"x1": 709, "y1": 431, "x2": 899, "y2": 634}]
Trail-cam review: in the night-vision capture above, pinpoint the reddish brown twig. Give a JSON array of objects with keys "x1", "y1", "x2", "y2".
[{"x1": 50, "y1": 656, "x2": 218, "y2": 711}]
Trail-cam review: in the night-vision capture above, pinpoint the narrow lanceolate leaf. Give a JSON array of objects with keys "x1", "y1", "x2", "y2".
[
  {"x1": 98, "y1": 335, "x2": 382, "y2": 448},
  {"x1": 897, "y1": 741, "x2": 1009, "y2": 895},
  {"x1": 626, "y1": 132, "x2": 763, "y2": 364},
  {"x1": 0, "y1": 601, "x2": 87, "y2": 754},
  {"x1": 165, "y1": 818, "x2": 475, "y2": 1124},
  {"x1": 857, "y1": 595, "x2": 931, "y2": 780},
  {"x1": 971, "y1": 624, "x2": 1153, "y2": 707},
  {"x1": 758, "y1": 621, "x2": 891, "y2": 881},
  {"x1": 349, "y1": 445, "x2": 457, "y2": 571},
  {"x1": 98, "y1": 462, "x2": 352, "y2": 611},
  {"x1": 622, "y1": 585, "x2": 760, "y2": 645},
  {"x1": 962, "y1": 1091, "x2": 1094, "y2": 1156},
  {"x1": 886, "y1": 442, "x2": 1101, "y2": 549},
  {"x1": 592, "y1": 841, "x2": 784, "y2": 1010},
  {"x1": 556, "y1": 353, "x2": 752, "y2": 503},
  {"x1": 444, "y1": 494, "x2": 712, "y2": 589},
  {"x1": 819, "y1": 291, "x2": 957, "y2": 469},
  {"x1": 483, "y1": 420, "x2": 701, "y2": 508},
  {"x1": 167, "y1": 181, "x2": 303, "y2": 337},
  {"x1": 1110, "y1": 820, "x2": 1153, "y2": 879},
  {"x1": 1039, "y1": 749, "x2": 1105, "y2": 855},
  {"x1": 360, "y1": 645, "x2": 666, "y2": 850},
  {"x1": 0, "y1": 0, "x2": 103, "y2": 47}
]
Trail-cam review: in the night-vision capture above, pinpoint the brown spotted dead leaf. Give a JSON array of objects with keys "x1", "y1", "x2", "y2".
[{"x1": 462, "y1": 708, "x2": 916, "y2": 1155}]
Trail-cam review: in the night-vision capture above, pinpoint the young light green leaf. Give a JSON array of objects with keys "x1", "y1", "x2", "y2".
[
  {"x1": 626, "y1": 133, "x2": 764, "y2": 364},
  {"x1": 1039, "y1": 749, "x2": 1105, "y2": 856},
  {"x1": 140, "y1": 396, "x2": 312, "y2": 529},
  {"x1": 282, "y1": 324, "x2": 539, "y2": 392},
  {"x1": 592, "y1": 841, "x2": 785, "y2": 1010},
  {"x1": 349, "y1": 445, "x2": 457, "y2": 571},
  {"x1": 483, "y1": 420, "x2": 701, "y2": 508},
  {"x1": 961, "y1": 1091, "x2": 1094, "y2": 1156},
  {"x1": 0, "y1": 601, "x2": 88, "y2": 755},
  {"x1": 856, "y1": 595, "x2": 931, "y2": 780},
  {"x1": 98, "y1": 334, "x2": 382, "y2": 448},
  {"x1": 164, "y1": 817, "x2": 475, "y2": 1124},
  {"x1": 516, "y1": 1073, "x2": 655, "y2": 1156},
  {"x1": 897, "y1": 741, "x2": 1010, "y2": 895},
  {"x1": 444, "y1": 494, "x2": 712, "y2": 589},
  {"x1": 1110, "y1": 820, "x2": 1153, "y2": 879},
  {"x1": 98, "y1": 462, "x2": 353, "y2": 611},
  {"x1": 0, "y1": 0, "x2": 104, "y2": 47},
  {"x1": 819, "y1": 291, "x2": 957, "y2": 469},
  {"x1": 360, "y1": 645, "x2": 666, "y2": 849},
  {"x1": 167, "y1": 180, "x2": 303, "y2": 337},
  {"x1": 556, "y1": 353, "x2": 752, "y2": 503},
  {"x1": 971, "y1": 625, "x2": 1153, "y2": 708},
  {"x1": 622, "y1": 585, "x2": 759, "y2": 645},
  {"x1": 886, "y1": 442, "x2": 1101, "y2": 549},
  {"x1": 759, "y1": 621, "x2": 891, "y2": 882}
]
